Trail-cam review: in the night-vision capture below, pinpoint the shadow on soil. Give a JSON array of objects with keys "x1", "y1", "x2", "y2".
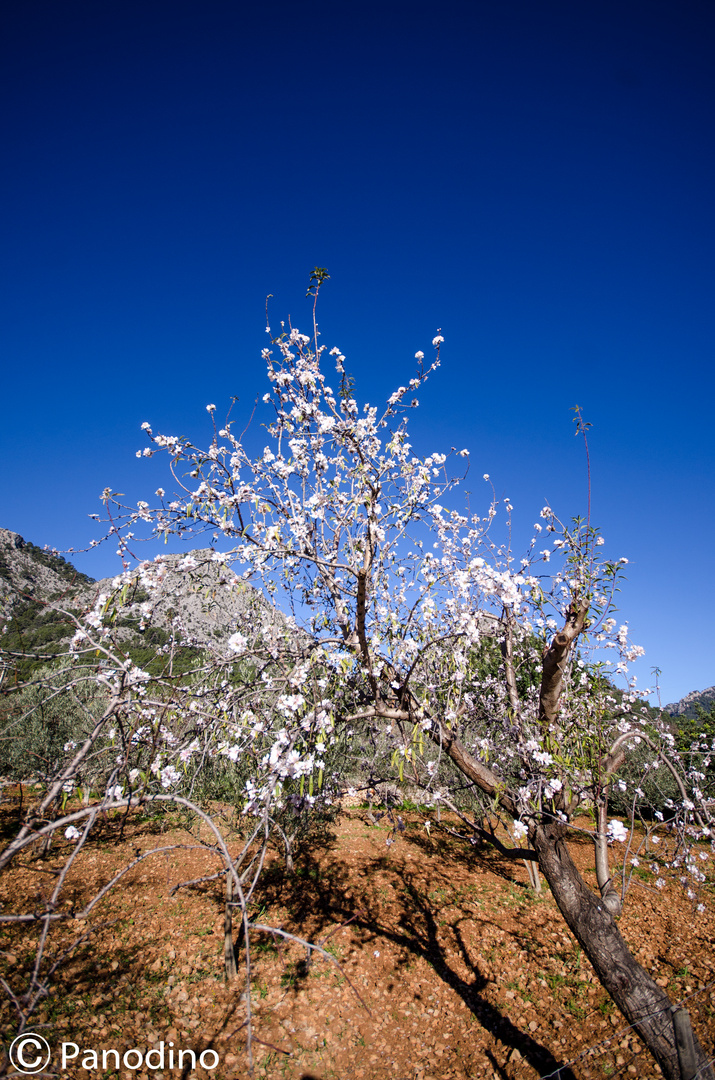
[{"x1": 255, "y1": 814, "x2": 578, "y2": 1080}]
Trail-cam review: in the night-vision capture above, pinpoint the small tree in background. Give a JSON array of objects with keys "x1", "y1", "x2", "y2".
[{"x1": 0, "y1": 552, "x2": 341, "y2": 1069}]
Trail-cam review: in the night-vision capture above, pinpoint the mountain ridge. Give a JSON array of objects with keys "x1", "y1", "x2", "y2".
[
  {"x1": 0, "y1": 527, "x2": 300, "y2": 674},
  {"x1": 664, "y1": 685, "x2": 715, "y2": 720}
]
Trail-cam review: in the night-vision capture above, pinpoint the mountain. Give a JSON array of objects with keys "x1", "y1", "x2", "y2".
[
  {"x1": 0, "y1": 528, "x2": 94, "y2": 608},
  {"x1": 0, "y1": 528, "x2": 302, "y2": 676},
  {"x1": 0, "y1": 528, "x2": 99, "y2": 673},
  {"x1": 665, "y1": 686, "x2": 715, "y2": 720}
]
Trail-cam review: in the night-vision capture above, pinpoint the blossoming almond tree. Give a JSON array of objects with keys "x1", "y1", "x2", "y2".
[
  {"x1": 91, "y1": 275, "x2": 715, "y2": 1078},
  {"x1": 3, "y1": 274, "x2": 713, "y2": 1077},
  {"x1": 0, "y1": 560, "x2": 345, "y2": 1069}
]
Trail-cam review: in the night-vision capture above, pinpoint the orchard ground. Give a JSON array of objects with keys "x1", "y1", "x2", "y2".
[{"x1": 1, "y1": 795, "x2": 714, "y2": 1080}]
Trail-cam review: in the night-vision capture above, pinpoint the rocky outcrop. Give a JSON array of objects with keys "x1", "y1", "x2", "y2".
[
  {"x1": 0, "y1": 528, "x2": 94, "y2": 617},
  {"x1": 665, "y1": 686, "x2": 715, "y2": 719},
  {"x1": 84, "y1": 549, "x2": 302, "y2": 650},
  {"x1": 0, "y1": 529, "x2": 301, "y2": 654}
]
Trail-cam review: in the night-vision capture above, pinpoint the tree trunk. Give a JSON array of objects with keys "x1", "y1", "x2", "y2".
[
  {"x1": 532, "y1": 820, "x2": 714, "y2": 1080},
  {"x1": 594, "y1": 798, "x2": 622, "y2": 915},
  {"x1": 523, "y1": 855, "x2": 541, "y2": 893},
  {"x1": 379, "y1": 613, "x2": 711, "y2": 1078},
  {"x1": 224, "y1": 871, "x2": 238, "y2": 979}
]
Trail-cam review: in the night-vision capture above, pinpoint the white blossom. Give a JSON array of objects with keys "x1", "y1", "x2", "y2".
[
  {"x1": 512, "y1": 820, "x2": 528, "y2": 841},
  {"x1": 227, "y1": 632, "x2": 248, "y2": 655},
  {"x1": 607, "y1": 819, "x2": 629, "y2": 843}
]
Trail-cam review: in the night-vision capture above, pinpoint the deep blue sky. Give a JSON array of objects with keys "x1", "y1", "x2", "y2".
[{"x1": 1, "y1": 0, "x2": 713, "y2": 704}]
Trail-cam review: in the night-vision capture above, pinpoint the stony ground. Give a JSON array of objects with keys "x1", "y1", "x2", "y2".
[{"x1": 1, "y1": 799, "x2": 714, "y2": 1080}]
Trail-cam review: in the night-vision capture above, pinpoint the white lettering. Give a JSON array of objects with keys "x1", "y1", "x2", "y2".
[
  {"x1": 17, "y1": 1038, "x2": 43, "y2": 1070},
  {"x1": 56, "y1": 1039, "x2": 212, "y2": 1073},
  {"x1": 145, "y1": 1042, "x2": 165, "y2": 1069},
  {"x1": 123, "y1": 1047, "x2": 143, "y2": 1069},
  {"x1": 62, "y1": 1042, "x2": 80, "y2": 1068}
]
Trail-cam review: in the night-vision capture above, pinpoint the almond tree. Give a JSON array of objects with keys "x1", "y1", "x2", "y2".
[
  {"x1": 0, "y1": 559, "x2": 339, "y2": 1070},
  {"x1": 7, "y1": 272, "x2": 713, "y2": 1077}
]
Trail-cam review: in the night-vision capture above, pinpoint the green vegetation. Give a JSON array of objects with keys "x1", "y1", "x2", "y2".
[
  {"x1": 1, "y1": 597, "x2": 78, "y2": 680},
  {"x1": 0, "y1": 539, "x2": 94, "y2": 588},
  {"x1": 0, "y1": 659, "x2": 109, "y2": 784},
  {"x1": 676, "y1": 702, "x2": 715, "y2": 801}
]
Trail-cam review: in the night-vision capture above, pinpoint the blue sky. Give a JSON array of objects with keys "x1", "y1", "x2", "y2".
[{"x1": 1, "y1": 0, "x2": 713, "y2": 704}]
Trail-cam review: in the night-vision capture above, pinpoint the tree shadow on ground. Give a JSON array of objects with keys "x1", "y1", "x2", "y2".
[
  {"x1": 403, "y1": 823, "x2": 535, "y2": 887},
  {"x1": 256, "y1": 822, "x2": 577, "y2": 1080}
]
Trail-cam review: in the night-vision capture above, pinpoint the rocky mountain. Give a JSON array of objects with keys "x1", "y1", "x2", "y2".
[
  {"x1": 665, "y1": 686, "x2": 715, "y2": 720},
  {"x1": 7, "y1": 526, "x2": 710, "y2": 729},
  {"x1": 0, "y1": 528, "x2": 94, "y2": 611},
  {"x1": 0, "y1": 528, "x2": 301, "y2": 675}
]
